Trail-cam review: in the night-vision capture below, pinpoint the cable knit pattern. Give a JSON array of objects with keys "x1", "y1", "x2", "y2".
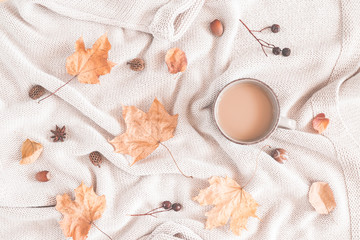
[{"x1": 0, "y1": 0, "x2": 359, "y2": 239}]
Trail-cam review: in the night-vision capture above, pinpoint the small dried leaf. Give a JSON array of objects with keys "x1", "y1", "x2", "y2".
[
  {"x1": 309, "y1": 182, "x2": 336, "y2": 214},
  {"x1": 193, "y1": 176, "x2": 259, "y2": 236},
  {"x1": 312, "y1": 113, "x2": 329, "y2": 134},
  {"x1": 56, "y1": 182, "x2": 106, "y2": 240},
  {"x1": 20, "y1": 139, "x2": 43, "y2": 165},
  {"x1": 165, "y1": 47, "x2": 187, "y2": 74},
  {"x1": 66, "y1": 34, "x2": 116, "y2": 84},
  {"x1": 109, "y1": 98, "x2": 178, "y2": 166}
]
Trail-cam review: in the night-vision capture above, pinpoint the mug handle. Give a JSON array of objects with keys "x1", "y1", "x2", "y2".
[{"x1": 278, "y1": 116, "x2": 296, "y2": 130}]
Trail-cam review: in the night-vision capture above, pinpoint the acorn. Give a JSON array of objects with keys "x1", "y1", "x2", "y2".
[
  {"x1": 35, "y1": 171, "x2": 51, "y2": 182},
  {"x1": 272, "y1": 148, "x2": 289, "y2": 164},
  {"x1": 29, "y1": 85, "x2": 46, "y2": 100},
  {"x1": 89, "y1": 151, "x2": 102, "y2": 167},
  {"x1": 210, "y1": 19, "x2": 224, "y2": 37},
  {"x1": 127, "y1": 58, "x2": 145, "y2": 71}
]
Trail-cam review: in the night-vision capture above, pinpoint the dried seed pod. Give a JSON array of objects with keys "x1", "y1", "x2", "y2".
[
  {"x1": 210, "y1": 19, "x2": 224, "y2": 37},
  {"x1": 272, "y1": 148, "x2": 289, "y2": 164},
  {"x1": 127, "y1": 58, "x2": 145, "y2": 71},
  {"x1": 29, "y1": 85, "x2": 45, "y2": 100},
  {"x1": 35, "y1": 171, "x2": 51, "y2": 182},
  {"x1": 89, "y1": 151, "x2": 102, "y2": 167}
]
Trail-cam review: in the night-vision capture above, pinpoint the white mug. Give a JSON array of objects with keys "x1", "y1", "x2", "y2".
[{"x1": 214, "y1": 78, "x2": 296, "y2": 145}]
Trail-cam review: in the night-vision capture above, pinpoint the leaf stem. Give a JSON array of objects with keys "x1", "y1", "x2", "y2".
[
  {"x1": 159, "y1": 142, "x2": 193, "y2": 179},
  {"x1": 92, "y1": 222, "x2": 113, "y2": 240},
  {"x1": 38, "y1": 75, "x2": 77, "y2": 103},
  {"x1": 243, "y1": 145, "x2": 271, "y2": 188}
]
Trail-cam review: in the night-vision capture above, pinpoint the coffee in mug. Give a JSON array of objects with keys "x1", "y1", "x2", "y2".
[{"x1": 214, "y1": 78, "x2": 296, "y2": 144}]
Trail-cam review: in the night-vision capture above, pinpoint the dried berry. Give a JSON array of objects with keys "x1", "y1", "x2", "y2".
[
  {"x1": 127, "y1": 58, "x2": 145, "y2": 71},
  {"x1": 210, "y1": 19, "x2": 224, "y2": 37},
  {"x1": 271, "y1": 24, "x2": 280, "y2": 33},
  {"x1": 172, "y1": 203, "x2": 182, "y2": 212},
  {"x1": 29, "y1": 85, "x2": 45, "y2": 100},
  {"x1": 51, "y1": 125, "x2": 66, "y2": 142},
  {"x1": 89, "y1": 151, "x2": 102, "y2": 168},
  {"x1": 272, "y1": 148, "x2": 289, "y2": 164},
  {"x1": 35, "y1": 171, "x2": 51, "y2": 182},
  {"x1": 272, "y1": 47, "x2": 281, "y2": 55},
  {"x1": 162, "y1": 201, "x2": 172, "y2": 210},
  {"x1": 282, "y1": 48, "x2": 291, "y2": 57}
]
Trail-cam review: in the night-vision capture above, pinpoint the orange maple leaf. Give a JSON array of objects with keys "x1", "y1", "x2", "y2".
[
  {"x1": 66, "y1": 34, "x2": 116, "y2": 84},
  {"x1": 109, "y1": 98, "x2": 178, "y2": 166},
  {"x1": 193, "y1": 176, "x2": 259, "y2": 236},
  {"x1": 55, "y1": 182, "x2": 106, "y2": 240}
]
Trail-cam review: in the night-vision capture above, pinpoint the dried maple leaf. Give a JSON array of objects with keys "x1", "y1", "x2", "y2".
[
  {"x1": 66, "y1": 34, "x2": 116, "y2": 84},
  {"x1": 56, "y1": 182, "x2": 106, "y2": 240},
  {"x1": 312, "y1": 113, "x2": 329, "y2": 134},
  {"x1": 193, "y1": 176, "x2": 259, "y2": 236},
  {"x1": 165, "y1": 47, "x2": 188, "y2": 74},
  {"x1": 109, "y1": 98, "x2": 178, "y2": 166},
  {"x1": 309, "y1": 182, "x2": 336, "y2": 214},
  {"x1": 20, "y1": 139, "x2": 43, "y2": 165}
]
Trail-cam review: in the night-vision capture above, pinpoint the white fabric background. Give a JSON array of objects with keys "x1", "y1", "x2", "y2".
[{"x1": 0, "y1": 0, "x2": 359, "y2": 239}]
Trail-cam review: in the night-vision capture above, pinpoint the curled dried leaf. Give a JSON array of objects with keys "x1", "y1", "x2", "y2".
[
  {"x1": 165, "y1": 48, "x2": 187, "y2": 74},
  {"x1": 309, "y1": 182, "x2": 336, "y2": 214},
  {"x1": 193, "y1": 176, "x2": 259, "y2": 236},
  {"x1": 56, "y1": 182, "x2": 106, "y2": 240},
  {"x1": 312, "y1": 113, "x2": 329, "y2": 134},
  {"x1": 20, "y1": 139, "x2": 43, "y2": 165}
]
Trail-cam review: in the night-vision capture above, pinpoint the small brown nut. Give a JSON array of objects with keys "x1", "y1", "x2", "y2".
[
  {"x1": 210, "y1": 19, "x2": 224, "y2": 37},
  {"x1": 29, "y1": 85, "x2": 46, "y2": 100},
  {"x1": 35, "y1": 171, "x2": 51, "y2": 182},
  {"x1": 127, "y1": 58, "x2": 145, "y2": 71},
  {"x1": 89, "y1": 151, "x2": 102, "y2": 168},
  {"x1": 272, "y1": 148, "x2": 289, "y2": 164}
]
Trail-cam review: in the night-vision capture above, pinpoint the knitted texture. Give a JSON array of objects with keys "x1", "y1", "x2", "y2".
[{"x1": 0, "y1": 0, "x2": 359, "y2": 239}]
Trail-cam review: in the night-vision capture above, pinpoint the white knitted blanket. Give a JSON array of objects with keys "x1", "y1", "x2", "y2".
[{"x1": 1, "y1": 0, "x2": 360, "y2": 239}]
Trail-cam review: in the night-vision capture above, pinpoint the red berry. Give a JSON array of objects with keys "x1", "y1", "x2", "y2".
[
  {"x1": 172, "y1": 203, "x2": 182, "y2": 211},
  {"x1": 162, "y1": 201, "x2": 172, "y2": 209}
]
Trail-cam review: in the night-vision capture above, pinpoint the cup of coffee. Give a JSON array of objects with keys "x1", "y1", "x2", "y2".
[{"x1": 214, "y1": 78, "x2": 296, "y2": 144}]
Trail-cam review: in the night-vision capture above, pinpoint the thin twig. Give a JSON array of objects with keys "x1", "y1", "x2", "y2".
[
  {"x1": 145, "y1": 207, "x2": 162, "y2": 214},
  {"x1": 239, "y1": 19, "x2": 273, "y2": 56},
  {"x1": 129, "y1": 208, "x2": 171, "y2": 218},
  {"x1": 251, "y1": 26, "x2": 271, "y2": 33},
  {"x1": 159, "y1": 142, "x2": 193, "y2": 179},
  {"x1": 243, "y1": 145, "x2": 271, "y2": 188},
  {"x1": 92, "y1": 222, "x2": 113, "y2": 240}
]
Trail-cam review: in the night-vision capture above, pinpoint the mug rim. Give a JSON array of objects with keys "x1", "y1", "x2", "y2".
[{"x1": 213, "y1": 78, "x2": 281, "y2": 145}]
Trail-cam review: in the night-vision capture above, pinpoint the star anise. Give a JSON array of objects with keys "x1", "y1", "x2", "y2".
[{"x1": 51, "y1": 125, "x2": 66, "y2": 142}]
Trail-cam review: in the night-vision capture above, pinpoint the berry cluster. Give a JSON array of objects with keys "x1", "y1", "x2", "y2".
[
  {"x1": 239, "y1": 20, "x2": 291, "y2": 57},
  {"x1": 130, "y1": 201, "x2": 182, "y2": 218}
]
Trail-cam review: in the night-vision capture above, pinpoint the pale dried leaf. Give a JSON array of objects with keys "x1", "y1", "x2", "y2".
[
  {"x1": 193, "y1": 176, "x2": 259, "y2": 236},
  {"x1": 312, "y1": 113, "x2": 329, "y2": 134},
  {"x1": 20, "y1": 139, "x2": 43, "y2": 165},
  {"x1": 109, "y1": 98, "x2": 178, "y2": 165},
  {"x1": 66, "y1": 34, "x2": 116, "y2": 84},
  {"x1": 55, "y1": 182, "x2": 106, "y2": 240},
  {"x1": 165, "y1": 47, "x2": 187, "y2": 74},
  {"x1": 309, "y1": 182, "x2": 336, "y2": 214}
]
